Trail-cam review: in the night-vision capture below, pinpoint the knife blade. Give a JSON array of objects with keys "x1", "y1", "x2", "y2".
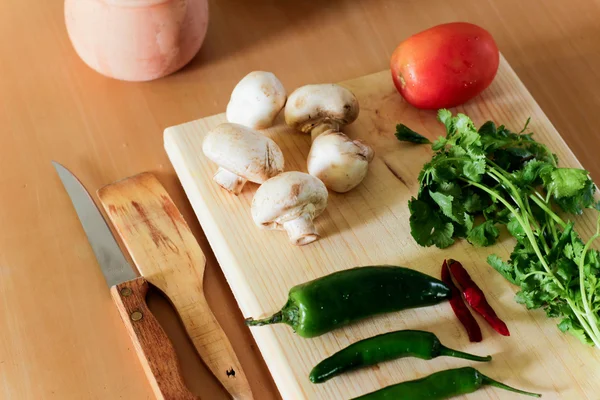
[
  {"x1": 53, "y1": 161, "x2": 199, "y2": 400},
  {"x1": 53, "y1": 162, "x2": 136, "y2": 286}
]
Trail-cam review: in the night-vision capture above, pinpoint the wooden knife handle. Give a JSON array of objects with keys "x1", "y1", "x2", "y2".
[{"x1": 111, "y1": 277, "x2": 199, "y2": 400}]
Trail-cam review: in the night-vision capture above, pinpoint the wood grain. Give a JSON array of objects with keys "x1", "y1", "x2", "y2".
[
  {"x1": 111, "y1": 277, "x2": 198, "y2": 400},
  {"x1": 98, "y1": 172, "x2": 253, "y2": 399},
  {"x1": 3, "y1": 0, "x2": 600, "y2": 398},
  {"x1": 164, "y1": 58, "x2": 600, "y2": 400}
]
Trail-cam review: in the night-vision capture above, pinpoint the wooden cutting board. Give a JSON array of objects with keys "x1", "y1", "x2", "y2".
[{"x1": 163, "y1": 55, "x2": 600, "y2": 400}]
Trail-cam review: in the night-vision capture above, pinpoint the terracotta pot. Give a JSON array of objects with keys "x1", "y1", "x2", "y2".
[{"x1": 65, "y1": 0, "x2": 209, "y2": 81}]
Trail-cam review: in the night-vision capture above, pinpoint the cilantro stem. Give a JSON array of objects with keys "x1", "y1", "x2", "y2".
[
  {"x1": 468, "y1": 178, "x2": 600, "y2": 345},
  {"x1": 524, "y1": 198, "x2": 542, "y2": 234},
  {"x1": 576, "y1": 218, "x2": 600, "y2": 342},
  {"x1": 548, "y1": 214, "x2": 559, "y2": 243},
  {"x1": 484, "y1": 167, "x2": 552, "y2": 252},
  {"x1": 567, "y1": 298, "x2": 600, "y2": 348},
  {"x1": 486, "y1": 167, "x2": 539, "y2": 231},
  {"x1": 530, "y1": 193, "x2": 568, "y2": 229},
  {"x1": 540, "y1": 233, "x2": 551, "y2": 254},
  {"x1": 522, "y1": 271, "x2": 551, "y2": 280},
  {"x1": 420, "y1": 156, "x2": 473, "y2": 186},
  {"x1": 540, "y1": 190, "x2": 559, "y2": 242},
  {"x1": 539, "y1": 225, "x2": 551, "y2": 254},
  {"x1": 488, "y1": 167, "x2": 550, "y2": 254},
  {"x1": 461, "y1": 178, "x2": 561, "y2": 289},
  {"x1": 486, "y1": 167, "x2": 524, "y2": 210}
]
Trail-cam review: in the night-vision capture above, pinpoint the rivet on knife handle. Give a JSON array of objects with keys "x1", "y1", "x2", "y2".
[
  {"x1": 111, "y1": 276, "x2": 198, "y2": 400},
  {"x1": 98, "y1": 172, "x2": 253, "y2": 400}
]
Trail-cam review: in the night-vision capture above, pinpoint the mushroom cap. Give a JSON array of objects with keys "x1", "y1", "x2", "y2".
[
  {"x1": 251, "y1": 171, "x2": 328, "y2": 229},
  {"x1": 226, "y1": 71, "x2": 287, "y2": 130},
  {"x1": 307, "y1": 130, "x2": 374, "y2": 193},
  {"x1": 202, "y1": 123, "x2": 284, "y2": 184},
  {"x1": 284, "y1": 84, "x2": 359, "y2": 133}
]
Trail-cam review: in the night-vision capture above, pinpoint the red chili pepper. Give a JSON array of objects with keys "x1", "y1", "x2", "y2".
[
  {"x1": 441, "y1": 260, "x2": 482, "y2": 342},
  {"x1": 448, "y1": 259, "x2": 510, "y2": 336}
]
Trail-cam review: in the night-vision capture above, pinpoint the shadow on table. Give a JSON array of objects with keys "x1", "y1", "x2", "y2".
[{"x1": 147, "y1": 288, "x2": 231, "y2": 400}]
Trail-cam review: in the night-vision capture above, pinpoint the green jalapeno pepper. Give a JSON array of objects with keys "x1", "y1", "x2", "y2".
[
  {"x1": 245, "y1": 266, "x2": 451, "y2": 338},
  {"x1": 352, "y1": 367, "x2": 541, "y2": 399},
  {"x1": 310, "y1": 330, "x2": 491, "y2": 383}
]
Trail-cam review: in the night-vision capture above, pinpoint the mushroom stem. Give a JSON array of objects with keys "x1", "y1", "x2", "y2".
[
  {"x1": 353, "y1": 139, "x2": 375, "y2": 162},
  {"x1": 213, "y1": 167, "x2": 247, "y2": 195},
  {"x1": 283, "y1": 213, "x2": 320, "y2": 246},
  {"x1": 311, "y1": 122, "x2": 339, "y2": 141},
  {"x1": 307, "y1": 130, "x2": 374, "y2": 193}
]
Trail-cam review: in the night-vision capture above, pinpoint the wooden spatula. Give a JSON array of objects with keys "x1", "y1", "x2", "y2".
[{"x1": 98, "y1": 172, "x2": 252, "y2": 400}]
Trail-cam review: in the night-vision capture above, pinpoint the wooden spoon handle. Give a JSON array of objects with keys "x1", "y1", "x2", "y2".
[
  {"x1": 98, "y1": 172, "x2": 252, "y2": 399},
  {"x1": 111, "y1": 277, "x2": 198, "y2": 400}
]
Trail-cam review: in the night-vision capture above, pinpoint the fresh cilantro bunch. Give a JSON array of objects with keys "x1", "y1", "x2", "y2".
[{"x1": 399, "y1": 110, "x2": 600, "y2": 347}]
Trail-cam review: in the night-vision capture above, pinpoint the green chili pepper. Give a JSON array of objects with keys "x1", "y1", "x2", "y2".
[
  {"x1": 310, "y1": 330, "x2": 491, "y2": 383},
  {"x1": 352, "y1": 367, "x2": 541, "y2": 399},
  {"x1": 245, "y1": 266, "x2": 451, "y2": 338}
]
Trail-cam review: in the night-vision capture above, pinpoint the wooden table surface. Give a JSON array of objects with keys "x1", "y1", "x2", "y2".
[{"x1": 1, "y1": 0, "x2": 599, "y2": 399}]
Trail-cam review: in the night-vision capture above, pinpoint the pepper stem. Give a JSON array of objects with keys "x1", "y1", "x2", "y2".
[
  {"x1": 245, "y1": 311, "x2": 283, "y2": 327},
  {"x1": 481, "y1": 373, "x2": 541, "y2": 397},
  {"x1": 439, "y1": 346, "x2": 492, "y2": 362}
]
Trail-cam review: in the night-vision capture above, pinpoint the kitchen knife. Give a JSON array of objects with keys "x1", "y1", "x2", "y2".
[{"x1": 52, "y1": 161, "x2": 199, "y2": 400}]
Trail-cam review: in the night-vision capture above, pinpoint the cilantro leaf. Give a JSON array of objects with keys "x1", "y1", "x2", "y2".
[
  {"x1": 558, "y1": 318, "x2": 594, "y2": 345},
  {"x1": 431, "y1": 163, "x2": 457, "y2": 183},
  {"x1": 467, "y1": 220, "x2": 500, "y2": 247},
  {"x1": 513, "y1": 160, "x2": 554, "y2": 187},
  {"x1": 515, "y1": 289, "x2": 542, "y2": 309},
  {"x1": 555, "y1": 258, "x2": 577, "y2": 284},
  {"x1": 488, "y1": 254, "x2": 517, "y2": 284},
  {"x1": 463, "y1": 213, "x2": 474, "y2": 232},
  {"x1": 478, "y1": 120, "x2": 497, "y2": 136},
  {"x1": 541, "y1": 280, "x2": 563, "y2": 301},
  {"x1": 429, "y1": 191, "x2": 458, "y2": 222},
  {"x1": 408, "y1": 198, "x2": 455, "y2": 248},
  {"x1": 507, "y1": 216, "x2": 526, "y2": 242},
  {"x1": 463, "y1": 191, "x2": 485, "y2": 213},
  {"x1": 549, "y1": 168, "x2": 590, "y2": 198},
  {"x1": 436, "y1": 181, "x2": 462, "y2": 198},
  {"x1": 395, "y1": 124, "x2": 432, "y2": 144},
  {"x1": 437, "y1": 109, "x2": 453, "y2": 133},
  {"x1": 457, "y1": 125, "x2": 480, "y2": 148},
  {"x1": 519, "y1": 117, "x2": 532, "y2": 134},
  {"x1": 432, "y1": 137, "x2": 447, "y2": 150},
  {"x1": 554, "y1": 179, "x2": 596, "y2": 215},
  {"x1": 462, "y1": 159, "x2": 486, "y2": 182},
  {"x1": 454, "y1": 113, "x2": 477, "y2": 135}
]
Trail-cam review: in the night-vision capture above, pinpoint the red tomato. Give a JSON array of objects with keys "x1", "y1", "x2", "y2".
[{"x1": 390, "y1": 22, "x2": 500, "y2": 109}]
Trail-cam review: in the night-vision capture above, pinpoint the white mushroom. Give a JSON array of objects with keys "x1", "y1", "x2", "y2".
[
  {"x1": 202, "y1": 123, "x2": 284, "y2": 195},
  {"x1": 251, "y1": 171, "x2": 328, "y2": 246},
  {"x1": 307, "y1": 130, "x2": 374, "y2": 193},
  {"x1": 226, "y1": 71, "x2": 287, "y2": 130},
  {"x1": 285, "y1": 84, "x2": 359, "y2": 140}
]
